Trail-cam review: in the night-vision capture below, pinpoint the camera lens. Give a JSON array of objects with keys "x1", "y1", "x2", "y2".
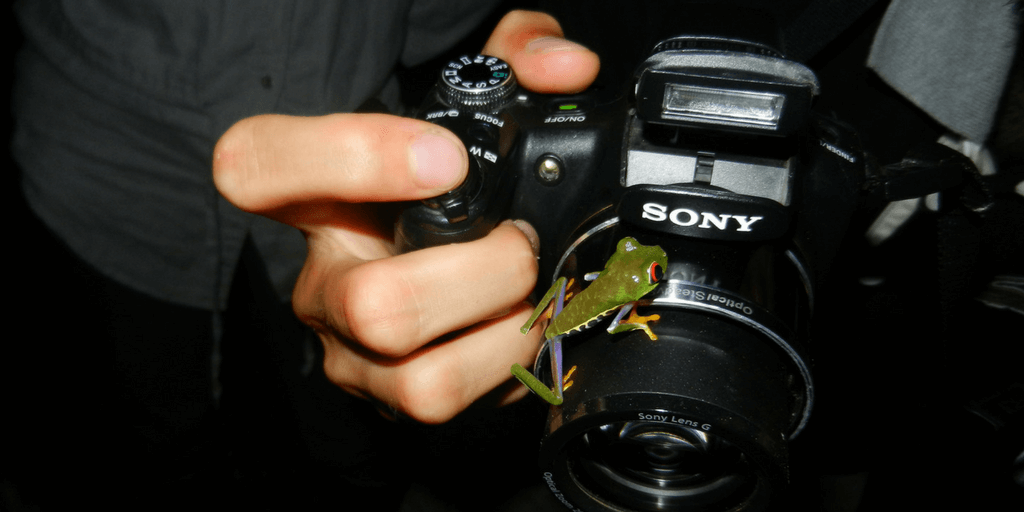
[
  {"x1": 535, "y1": 224, "x2": 810, "y2": 512},
  {"x1": 568, "y1": 421, "x2": 756, "y2": 511},
  {"x1": 537, "y1": 307, "x2": 792, "y2": 512}
]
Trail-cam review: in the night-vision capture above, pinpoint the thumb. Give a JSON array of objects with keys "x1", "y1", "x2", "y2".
[
  {"x1": 213, "y1": 113, "x2": 467, "y2": 216},
  {"x1": 482, "y1": 10, "x2": 600, "y2": 94}
]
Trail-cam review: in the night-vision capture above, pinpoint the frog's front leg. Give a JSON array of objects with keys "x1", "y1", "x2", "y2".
[
  {"x1": 520, "y1": 277, "x2": 569, "y2": 336},
  {"x1": 607, "y1": 302, "x2": 661, "y2": 340},
  {"x1": 514, "y1": 277, "x2": 571, "y2": 406},
  {"x1": 510, "y1": 331, "x2": 574, "y2": 406},
  {"x1": 547, "y1": 333, "x2": 566, "y2": 403},
  {"x1": 509, "y1": 330, "x2": 568, "y2": 406}
]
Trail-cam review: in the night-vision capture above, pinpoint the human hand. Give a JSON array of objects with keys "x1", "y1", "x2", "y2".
[{"x1": 213, "y1": 10, "x2": 599, "y2": 423}]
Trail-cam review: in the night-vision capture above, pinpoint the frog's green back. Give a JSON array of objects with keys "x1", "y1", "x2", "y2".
[{"x1": 545, "y1": 237, "x2": 667, "y2": 337}]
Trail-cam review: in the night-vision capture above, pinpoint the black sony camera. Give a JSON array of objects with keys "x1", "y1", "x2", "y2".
[{"x1": 396, "y1": 28, "x2": 867, "y2": 511}]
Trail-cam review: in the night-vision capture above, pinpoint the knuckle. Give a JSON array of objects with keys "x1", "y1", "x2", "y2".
[
  {"x1": 320, "y1": 338, "x2": 348, "y2": 385},
  {"x1": 291, "y1": 265, "x2": 322, "y2": 326},
  {"x1": 392, "y1": 363, "x2": 462, "y2": 424},
  {"x1": 341, "y1": 262, "x2": 420, "y2": 356},
  {"x1": 292, "y1": 255, "x2": 349, "y2": 335},
  {"x1": 318, "y1": 330, "x2": 370, "y2": 399},
  {"x1": 329, "y1": 123, "x2": 385, "y2": 189},
  {"x1": 335, "y1": 119, "x2": 384, "y2": 160}
]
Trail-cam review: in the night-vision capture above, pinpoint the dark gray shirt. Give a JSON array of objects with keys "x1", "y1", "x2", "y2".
[{"x1": 13, "y1": 0, "x2": 498, "y2": 309}]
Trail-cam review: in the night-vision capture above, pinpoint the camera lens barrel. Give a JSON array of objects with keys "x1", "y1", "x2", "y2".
[
  {"x1": 538, "y1": 312, "x2": 796, "y2": 511},
  {"x1": 534, "y1": 221, "x2": 811, "y2": 512}
]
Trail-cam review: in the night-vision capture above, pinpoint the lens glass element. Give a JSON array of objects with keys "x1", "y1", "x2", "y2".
[{"x1": 567, "y1": 420, "x2": 757, "y2": 511}]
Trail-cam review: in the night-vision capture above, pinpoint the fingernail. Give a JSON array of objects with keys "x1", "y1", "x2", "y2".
[
  {"x1": 526, "y1": 36, "x2": 587, "y2": 54},
  {"x1": 410, "y1": 132, "x2": 465, "y2": 189},
  {"x1": 504, "y1": 219, "x2": 540, "y2": 256}
]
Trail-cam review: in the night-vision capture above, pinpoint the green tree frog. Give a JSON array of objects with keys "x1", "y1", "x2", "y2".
[{"x1": 513, "y1": 237, "x2": 668, "y2": 405}]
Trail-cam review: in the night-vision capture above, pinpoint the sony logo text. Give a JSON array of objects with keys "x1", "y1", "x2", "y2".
[{"x1": 641, "y1": 203, "x2": 763, "y2": 232}]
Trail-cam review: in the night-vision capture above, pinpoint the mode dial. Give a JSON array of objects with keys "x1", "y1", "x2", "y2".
[{"x1": 439, "y1": 54, "x2": 517, "y2": 109}]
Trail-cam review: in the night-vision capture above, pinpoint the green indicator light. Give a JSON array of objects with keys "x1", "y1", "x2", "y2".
[{"x1": 559, "y1": 104, "x2": 578, "y2": 111}]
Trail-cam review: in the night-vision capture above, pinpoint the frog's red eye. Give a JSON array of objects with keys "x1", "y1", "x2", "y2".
[{"x1": 648, "y1": 262, "x2": 663, "y2": 283}]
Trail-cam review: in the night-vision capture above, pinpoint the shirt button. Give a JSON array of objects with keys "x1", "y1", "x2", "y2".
[{"x1": 261, "y1": 75, "x2": 273, "y2": 89}]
